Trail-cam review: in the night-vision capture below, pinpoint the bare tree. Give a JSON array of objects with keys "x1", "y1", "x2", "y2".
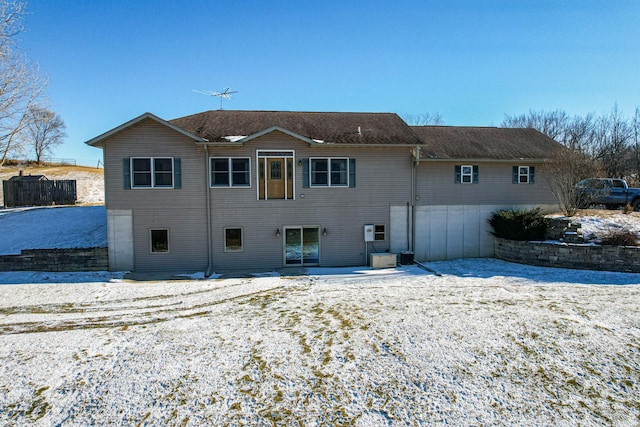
[
  {"x1": 562, "y1": 114, "x2": 595, "y2": 153},
  {"x1": 502, "y1": 109, "x2": 569, "y2": 141},
  {"x1": 543, "y1": 148, "x2": 600, "y2": 216},
  {"x1": 629, "y1": 107, "x2": 640, "y2": 186},
  {"x1": 21, "y1": 106, "x2": 65, "y2": 164},
  {"x1": 592, "y1": 104, "x2": 632, "y2": 178},
  {"x1": 0, "y1": 0, "x2": 45, "y2": 166},
  {"x1": 401, "y1": 112, "x2": 444, "y2": 126}
]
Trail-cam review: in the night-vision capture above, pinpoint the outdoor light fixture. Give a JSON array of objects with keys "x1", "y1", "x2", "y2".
[
  {"x1": 323, "y1": 228, "x2": 328, "y2": 236},
  {"x1": 276, "y1": 228, "x2": 281, "y2": 237}
]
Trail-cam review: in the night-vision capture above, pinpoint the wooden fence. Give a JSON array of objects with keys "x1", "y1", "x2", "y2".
[{"x1": 2, "y1": 180, "x2": 77, "y2": 207}]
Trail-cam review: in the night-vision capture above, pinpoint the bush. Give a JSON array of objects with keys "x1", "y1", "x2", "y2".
[
  {"x1": 599, "y1": 229, "x2": 639, "y2": 246},
  {"x1": 488, "y1": 208, "x2": 548, "y2": 241}
]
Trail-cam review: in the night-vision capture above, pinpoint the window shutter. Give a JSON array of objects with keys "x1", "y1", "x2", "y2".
[
  {"x1": 512, "y1": 166, "x2": 518, "y2": 184},
  {"x1": 349, "y1": 158, "x2": 356, "y2": 188},
  {"x1": 473, "y1": 165, "x2": 479, "y2": 184},
  {"x1": 529, "y1": 166, "x2": 535, "y2": 184},
  {"x1": 455, "y1": 165, "x2": 461, "y2": 183},
  {"x1": 302, "y1": 158, "x2": 309, "y2": 188},
  {"x1": 174, "y1": 158, "x2": 181, "y2": 189},
  {"x1": 123, "y1": 158, "x2": 131, "y2": 190}
]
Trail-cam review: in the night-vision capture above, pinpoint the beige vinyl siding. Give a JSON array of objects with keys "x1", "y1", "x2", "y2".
[
  {"x1": 206, "y1": 132, "x2": 413, "y2": 207},
  {"x1": 103, "y1": 119, "x2": 206, "y2": 210},
  {"x1": 101, "y1": 126, "x2": 414, "y2": 272},
  {"x1": 415, "y1": 162, "x2": 557, "y2": 206},
  {"x1": 132, "y1": 209, "x2": 208, "y2": 272},
  {"x1": 210, "y1": 205, "x2": 391, "y2": 270},
  {"x1": 205, "y1": 132, "x2": 413, "y2": 270},
  {"x1": 102, "y1": 119, "x2": 209, "y2": 272}
]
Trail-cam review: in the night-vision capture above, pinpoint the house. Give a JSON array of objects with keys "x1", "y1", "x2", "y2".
[{"x1": 85, "y1": 110, "x2": 562, "y2": 273}]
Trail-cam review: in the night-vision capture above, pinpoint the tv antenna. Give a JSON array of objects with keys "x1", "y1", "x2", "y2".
[{"x1": 193, "y1": 87, "x2": 238, "y2": 110}]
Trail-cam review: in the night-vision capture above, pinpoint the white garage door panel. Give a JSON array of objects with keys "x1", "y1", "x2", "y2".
[{"x1": 391, "y1": 204, "x2": 558, "y2": 263}]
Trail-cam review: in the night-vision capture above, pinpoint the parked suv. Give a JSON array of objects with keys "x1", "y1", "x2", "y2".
[{"x1": 575, "y1": 178, "x2": 640, "y2": 210}]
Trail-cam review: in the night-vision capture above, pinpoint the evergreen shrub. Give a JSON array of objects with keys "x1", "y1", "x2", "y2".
[{"x1": 488, "y1": 208, "x2": 548, "y2": 241}]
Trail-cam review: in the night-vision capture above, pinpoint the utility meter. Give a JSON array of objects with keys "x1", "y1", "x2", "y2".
[{"x1": 364, "y1": 224, "x2": 375, "y2": 242}]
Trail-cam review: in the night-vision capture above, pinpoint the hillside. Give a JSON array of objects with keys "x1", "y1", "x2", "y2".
[{"x1": 0, "y1": 164, "x2": 104, "y2": 207}]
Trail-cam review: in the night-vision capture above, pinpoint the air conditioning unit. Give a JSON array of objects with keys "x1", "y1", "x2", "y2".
[{"x1": 370, "y1": 253, "x2": 397, "y2": 269}]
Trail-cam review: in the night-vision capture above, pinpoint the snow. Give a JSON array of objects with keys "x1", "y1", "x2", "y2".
[
  {"x1": 0, "y1": 206, "x2": 107, "y2": 255},
  {"x1": 551, "y1": 211, "x2": 640, "y2": 241},
  {"x1": 0, "y1": 260, "x2": 638, "y2": 425},
  {"x1": 0, "y1": 199, "x2": 638, "y2": 424}
]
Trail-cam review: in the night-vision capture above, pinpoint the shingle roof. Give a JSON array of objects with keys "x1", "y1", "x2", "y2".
[
  {"x1": 170, "y1": 110, "x2": 424, "y2": 145},
  {"x1": 411, "y1": 126, "x2": 563, "y2": 160}
]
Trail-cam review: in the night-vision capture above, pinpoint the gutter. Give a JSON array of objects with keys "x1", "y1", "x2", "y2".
[{"x1": 204, "y1": 145, "x2": 214, "y2": 277}]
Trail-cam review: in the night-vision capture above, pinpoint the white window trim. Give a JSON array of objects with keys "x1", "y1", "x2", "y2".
[
  {"x1": 518, "y1": 166, "x2": 530, "y2": 184},
  {"x1": 309, "y1": 157, "x2": 350, "y2": 187},
  {"x1": 210, "y1": 157, "x2": 252, "y2": 188},
  {"x1": 224, "y1": 227, "x2": 244, "y2": 252},
  {"x1": 374, "y1": 224, "x2": 386, "y2": 241},
  {"x1": 131, "y1": 157, "x2": 175, "y2": 189},
  {"x1": 149, "y1": 228, "x2": 170, "y2": 254},
  {"x1": 461, "y1": 164, "x2": 473, "y2": 184}
]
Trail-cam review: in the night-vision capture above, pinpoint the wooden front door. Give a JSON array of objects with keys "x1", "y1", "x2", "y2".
[
  {"x1": 258, "y1": 156, "x2": 294, "y2": 200},
  {"x1": 267, "y1": 158, "x2": 285, "y2": 199}
]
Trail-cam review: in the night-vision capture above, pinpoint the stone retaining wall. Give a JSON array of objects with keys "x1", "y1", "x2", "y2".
[
  {"x1": 0, "y1": 247, "x2": 108, "y2": 272},
  {"x1": 494, "y1": 238, "x2": 640, "y2": 273}
]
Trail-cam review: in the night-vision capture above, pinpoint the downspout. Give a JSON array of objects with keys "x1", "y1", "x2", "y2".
[
  {"x1": 204, "y1": 145, "x2": 214, "y2": 277},
  {"x1": 411, "y1": 145, "x2": 420, "y2": 253}
]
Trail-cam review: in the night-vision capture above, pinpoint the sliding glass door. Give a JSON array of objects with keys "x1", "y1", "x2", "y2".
[{"x1": 285, "y1": 226, "x2": 319, "y2": 266}]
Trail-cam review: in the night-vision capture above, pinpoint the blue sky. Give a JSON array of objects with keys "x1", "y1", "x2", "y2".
[{"x1": 19, "y1": 0, "x2": 640, "y2": 166}]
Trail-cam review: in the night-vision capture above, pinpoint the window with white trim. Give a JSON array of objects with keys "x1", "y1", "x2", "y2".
[
  {"x1": 374, "y1": 224, "x2": 386, "y2": 241},
  {"x1": 518, "y1": 166, "x2": 530, "y2": 183},
  {"x1": 224, "y1": 228, "x2": 243, "y2": 252},
  {"x1": 310, "y1": 158, "x2": 349, "y2": 187},
  {"x1": 131, "y1": 157, "x2": 174, "y2": 188},
  {"x1": 150, "y1": 229, "x2": 169, "y2": 253},
  {"x1": 455, "y1": 165, "x2": 479, "y2": 184},
  {"x1": 211, "y1": 157, "x2": 251, "y2": 187},
  {"x1": 461, "y1": 165, "x2": 473, "y2": 184},
  {"x1": 512, "y1": 165, "x2": 536, "y2": 184}
]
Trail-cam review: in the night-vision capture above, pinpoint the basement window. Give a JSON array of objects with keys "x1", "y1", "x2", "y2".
[
  {"x1": 150, "y1": 229, "x2": 169, "y2": 253},
  {"x1": 224, "y1": 228, "x2": 243, "y2": 252}
]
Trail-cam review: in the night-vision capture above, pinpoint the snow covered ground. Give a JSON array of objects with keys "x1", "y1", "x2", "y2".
[
  {"x1": 0, "y1": 260, "x2": 638, "y2": 426},
  {"x1": 0, "y1": 206, "x2": 107, "y2": 255},
  {"x1": 571, "y1": 211, "x2": 640, "y2": 241},
  {"x1": 0, "y1": 174, "x2": 638, "y2": 425}
]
